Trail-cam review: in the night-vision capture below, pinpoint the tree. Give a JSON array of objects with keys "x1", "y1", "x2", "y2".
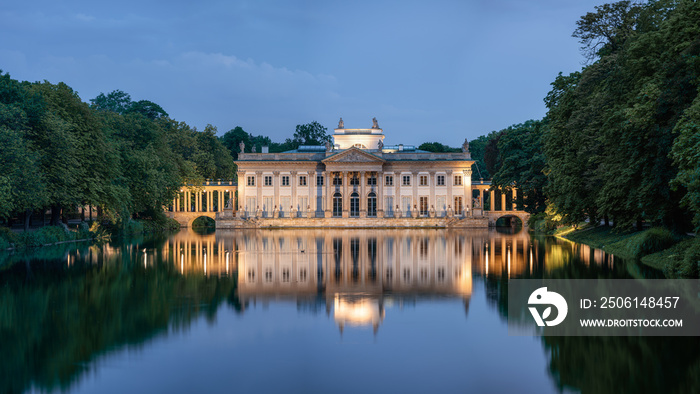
[
  {"x1": 221, "y1": 126, "x2": 251, "y2": 160},
  {"x1": 90, "y1": 90, "x2": 132, "y2": 114},
  {"x1": 573, "y1": 0, "x2": 642, "y2": 62},
  {"x1": 490, "y1": 120, "x2": 548, "y2": 214},
  {"x1": 292, "y1": 121, "x2": 331, "y2": 147},
  {"x1": 418, "y1": 142, "x2": 460, "y2": 153}
]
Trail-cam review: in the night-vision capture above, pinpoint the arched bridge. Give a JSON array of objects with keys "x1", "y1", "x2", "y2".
[{"x1": 167, "y1": 180, "x2": 237, "y2": 227}]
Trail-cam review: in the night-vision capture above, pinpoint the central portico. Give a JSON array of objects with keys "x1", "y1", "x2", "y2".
[{"x1": 233, "y1": 118, "x2": 481, "y2": 226}]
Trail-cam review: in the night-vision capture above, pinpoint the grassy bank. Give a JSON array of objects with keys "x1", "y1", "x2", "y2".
[
  {"x1": 1, "y1": 216, "x2": 180, "y2": 251},
  {"x1": 556, "y1": 226, "x2": 699, "y2": 278}
]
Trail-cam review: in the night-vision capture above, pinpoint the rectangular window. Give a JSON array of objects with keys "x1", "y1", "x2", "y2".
[
  {"x1": 385, "y1": 175, "x2": 393, "y2": 186},
  {"x1": 402, "y1": 175, "x2": 411, "y2": 186},
  {"x1": 350, "y1": 175, "x2": 359, "y2": 185},
  {"x1": 385, "y1": 196, "x2": 394, "y2": 216},
  {"x1": 316, "y1": 175, "x2": 324, "y2": 186},
  {"x1": 264, "y1": 176, "x2": 273, "y2": 186},
  {"x1": 367, "y1": 176, "x2": 377, "y2": 186},
  {"x1": 299, "y1": 176, "x2": 307, "y2": 186},
  {"x1": 333, "y1": 175, "x2": 342, "y2": 186},
  {"x1": 282, "y1": 176, "x2": 290, "y2": 186},
  {"x1": 247, "y1": 176, "x2": 255, "y2": 186},
  {"x1": 454, "y1": 175, "x2": 463, "y2": 186},
  {"x1": 437, "y1": 175, "x2": 445, "y2": 186},
  {"x1": 419, "y1": 175, "x2": 428, "y2": 186},
  {"x1": 401, "y1": 196, "x2": 411, "y2": 215},
  {"x1": 419, "y1": 196, "x2": 428, "y2": 216},
  {"x1": 454, "y1": 196, "x2": 463, "y2": 214}
]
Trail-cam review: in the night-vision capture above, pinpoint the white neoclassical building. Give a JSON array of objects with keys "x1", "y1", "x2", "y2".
[{"x1": 234, "y1": 119, "x2": 475, "y2": 221}]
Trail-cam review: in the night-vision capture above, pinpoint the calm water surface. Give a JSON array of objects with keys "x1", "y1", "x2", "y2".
[{"x1": 1, "y1": 228, "x2": 698, "y2": 393}]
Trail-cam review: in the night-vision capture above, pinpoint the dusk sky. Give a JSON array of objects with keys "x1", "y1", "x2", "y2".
[{"x1": 2, "y1": 0, "x2": 608, "y2": 146}]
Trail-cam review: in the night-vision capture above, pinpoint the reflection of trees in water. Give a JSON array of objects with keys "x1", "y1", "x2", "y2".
[
  {"x1": 0, "y1": 239, "x2": 237, "y2": 394},
  {"x1": 482, "y1": 235, "x2": 700, "y2": 393},
  {"x1": 543, "y1": 336, "x2": 700, "y2": 394}
]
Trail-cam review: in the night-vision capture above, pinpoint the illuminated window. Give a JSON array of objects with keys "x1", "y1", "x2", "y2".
[
  {"x1": 419, "y1": 175, "x2": 428, "y2": 186},
  {"x1": 419, "y1": 197, "x2": 428, "y2": 216},
  {"x1": 454, "y1": 175, "x2": 463, "y2": 186}
]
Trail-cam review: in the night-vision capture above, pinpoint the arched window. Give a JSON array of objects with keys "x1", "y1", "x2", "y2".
[
  {"x1": 367, "y1": 192, "x2": 377, "y2": 217},
  {"x1": 350, "y1": 192, "x2": 360, "y2": 217},
  {"x1": 333, "y1": 192, "x2": 343, "y2": 217}
]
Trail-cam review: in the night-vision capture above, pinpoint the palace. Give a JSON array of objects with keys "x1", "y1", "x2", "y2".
[{"x1": 234, "y1": 118, "x2": 477, "y2": 222}]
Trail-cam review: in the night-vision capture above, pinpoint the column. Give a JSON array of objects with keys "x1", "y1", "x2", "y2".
[
  {"x1": 446, "y1": 170, "x2": 453, "y2": 213},
  {"x1": 291, "y1": 170, "x2": 297, "y2": 215},
  {"x1": 394, "y1": 171, "x2": 399, "y2": 213},
  {"x1": 256, "y1": 171, "x2": 262, "y2": 213},
  {"x1": 501, "y1": 191, "x2": 506, "y2": 212},
  {"x1": 342, "y1": 171, "x2": 348, "y2": 218},
  {"x1": 512, "y1": 188, "x2": 517, "y2": 211},
  {"x1": 490, "y1": 190, "x2": 495, "y2": 212},
  {"x1": 326, "y1": 171, "x2": 332, "y2": 217},
  {"x1": 173, "y1": 198, "x2": 177, "y2": 212},
  {"x1": 360, "y1": 171, "x2": 366, "y2": 217},
  {"x1": 428, "y1": 170, "x2": 436, "y2": 215},
  {"x1": 377, "y1": 170, "x2": 384, "y2": 218},
  {"x1": 464, "y1": 168, "x2": 472, "y2": 217},
  {"x1": 237, "y1": 171, "x2": 246, "y2": 212},
  {"x1": 308, "y1": 171, "x2": 315, "y2": 215},
  {"x1": 272, "y1": 171, "x2": 280, "y2": 210},
  {"x1": 412, "y1": 171, "x2": 418, "y2": 214}
]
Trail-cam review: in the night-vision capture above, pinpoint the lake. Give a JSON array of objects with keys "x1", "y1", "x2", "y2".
[{"x1": 1, "y1": 228, "x2": 698, "y2": 393}]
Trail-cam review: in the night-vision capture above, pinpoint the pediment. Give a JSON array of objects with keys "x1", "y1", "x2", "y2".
[{"x1": 322, "y1": 147, "x2": 386, "y2": 163}]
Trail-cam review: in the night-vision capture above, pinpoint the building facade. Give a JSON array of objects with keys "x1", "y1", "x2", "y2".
[{"x1": 235, "y1": 120, "x2": 475, "y2": 220}]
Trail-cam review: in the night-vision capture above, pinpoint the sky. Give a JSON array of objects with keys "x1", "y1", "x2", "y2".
[{"x1": 1, "y1": 0, "x2": 609, "y2": 146}]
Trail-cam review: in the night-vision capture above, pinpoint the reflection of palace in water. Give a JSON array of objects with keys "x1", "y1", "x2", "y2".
[{"x1": 160, "y1": 229, "x2": 613, "y2": 332}]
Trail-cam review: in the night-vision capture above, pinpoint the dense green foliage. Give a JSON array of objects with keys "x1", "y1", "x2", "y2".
[
  {"x1": 475, "y1": 0, "x2": 700, "y2": 234},
  {"x1": 544, "y1": 0, "x2": 700, "y2": 231},
  {"x1": 0, "y1": 75, "x2": 234, "y2": 229},
  {"x1": 482, "y1": 121, "x2": 548, "y2": 214}
]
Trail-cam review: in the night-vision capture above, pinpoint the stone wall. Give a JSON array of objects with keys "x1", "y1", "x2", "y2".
[{"x1": 215, "y1": 216, "x2": 488, "y2": 229}]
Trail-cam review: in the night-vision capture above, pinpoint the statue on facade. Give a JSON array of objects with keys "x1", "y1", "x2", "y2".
[
  {"x1": 412, "y1": 204, "x2": 418, "y2": 218},
  {"x1": 251, "y1": 145, "x2": 256, "y2": 153},
  {"x1": 291, "y1": 205, "x2": 296, "y2": 218},
  {"x1": 372, "y1": 117, "x2": 379, "y2": 129},
  {"x1": 377, "y1": 140, "x2": 383, "y2": 150},
  {"x1": 396, "y1": 205, "x2": 402, "y2": 218},
  {"x1": 462, "y1": 138, "x2": 470, "y2": 153},
  {"x1": 239, "y1": 141, "x2": 245, "y2": 153},
  {"x1": 325, "y1": 140, "x2": 332, "y2": 152},
  {"x1": 256, "y1": 205, "x2": 262, "y2": 218},
  {"x1": 447, "y1": 204, "x2": 454, "y2": 218},
  {"x1": 429, "y1": 204, "x2": 436, "y2": 218},
  {"x1": 225, "y1": 198, "x2": 232, "y2": 209},
  {"x1": 338, "y1": 117, "x2": 344, "y2": 129},
  {"x1": 307, "y1": 204, "x2": 312, "y2": 218}
]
